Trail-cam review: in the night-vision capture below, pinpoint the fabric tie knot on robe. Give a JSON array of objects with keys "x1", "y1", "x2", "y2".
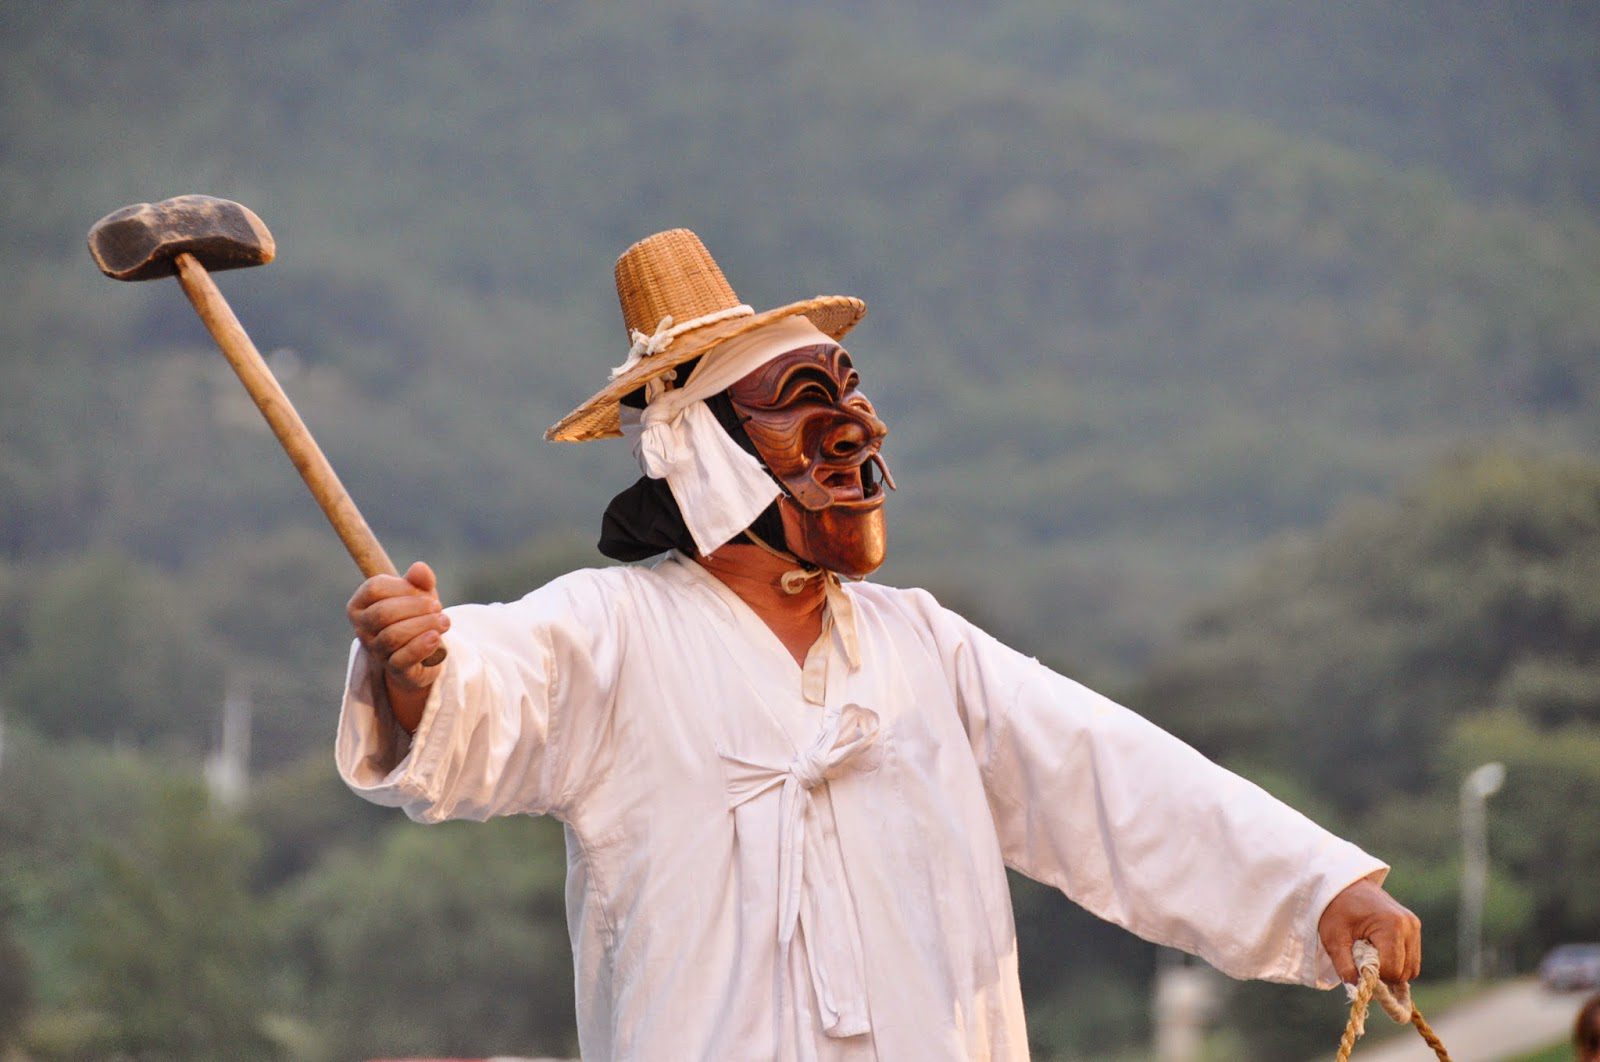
[
  {"x1": 787, "y1": 703, "x2": 879, "y2": 790},
  {"x1": 720, "y1": 703, "x2": 882, "y2": 1039}
]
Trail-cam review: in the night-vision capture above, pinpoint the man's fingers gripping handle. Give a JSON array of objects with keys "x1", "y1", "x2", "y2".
[
  {"x1": 404, "y1": 561, "x2": 448, "y2": 667},
  {"x1": 347, "y1": 563, "x2": 448, "y2": 676}
]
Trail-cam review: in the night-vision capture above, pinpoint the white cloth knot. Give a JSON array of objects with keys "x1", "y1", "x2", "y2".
[
  {"x1": 780, "y1": 566, "x2": 823, "y2": 595},
  {"x1": 718, "y1": 703, "x2": 882, "y2": 1039},
  {"x1": 621, "y1": 313, "x2": 676, "y2": 376},
  {"x1": 635, "y1": 388, "x2": 699, "y2": 479},
  {"x1": 789, "y1": 703, "x2": 879, "y2": 792},
  {"x1": 788, "y1": 743, "x2": 833, "y2": 791},
  {"x1": 608, "y1": 304, "x2": 755, "y2": 380}
]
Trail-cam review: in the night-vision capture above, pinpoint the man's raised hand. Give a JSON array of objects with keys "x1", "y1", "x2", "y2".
[
  {"x1": 1318, "y1": 876, "x2": 1423, "y2": 986},
  {"x1": 346, "y1": 561, "x2": 448, "y2": 731}
]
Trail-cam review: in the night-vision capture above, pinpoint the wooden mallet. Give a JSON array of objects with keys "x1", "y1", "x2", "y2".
[{"x1": 88, "y1": 194, "x2": 445, "y2": 666}]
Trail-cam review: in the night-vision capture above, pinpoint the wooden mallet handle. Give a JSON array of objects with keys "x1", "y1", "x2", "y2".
[{"x1": 173, "y1": 252, "x2": 447, "y2": 666}]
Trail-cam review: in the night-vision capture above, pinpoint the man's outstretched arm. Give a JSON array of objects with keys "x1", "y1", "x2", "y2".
[{"x1": 912, "y1": 588, "x2": 1417, "y2": 989}]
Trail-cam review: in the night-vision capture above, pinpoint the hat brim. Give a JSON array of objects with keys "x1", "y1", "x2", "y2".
[{"x1": 545, "y1": 295, "x2": 867, "y2": 443}]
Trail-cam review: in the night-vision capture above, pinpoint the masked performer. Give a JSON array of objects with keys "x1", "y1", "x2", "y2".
[{"x1": 337, "y1": 229, "x2": 1420, "y2": 1060}]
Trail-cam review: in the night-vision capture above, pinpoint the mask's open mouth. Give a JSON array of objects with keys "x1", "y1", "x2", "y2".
[{"x1": 814, "y1": 451, "x2": 896, "y2": 508}]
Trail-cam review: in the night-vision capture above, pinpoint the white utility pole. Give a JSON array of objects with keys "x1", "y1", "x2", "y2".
[
  {"x1": 204, "y1": 676, "x2": 253, "y2": 811},
  {"x1": 1153, "y1": 953, "x2": 1220, "y2": 1062},
  {"x1": 1457, "y1": 760, "x2": 1505, "y2": 982}
]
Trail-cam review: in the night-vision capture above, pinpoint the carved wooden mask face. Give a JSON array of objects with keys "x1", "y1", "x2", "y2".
[{"x1": 727, "y1": 343, "x2": 895, "y2": 577}]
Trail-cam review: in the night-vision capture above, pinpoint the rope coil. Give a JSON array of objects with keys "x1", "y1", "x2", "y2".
[{"x1": 1335, "y1": 940, "x2": 1452, "y2": 1061}]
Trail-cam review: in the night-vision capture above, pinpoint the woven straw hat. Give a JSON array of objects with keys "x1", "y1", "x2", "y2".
[{"x1": 545, "y1": 228, "x2": 867, "y2": 442}]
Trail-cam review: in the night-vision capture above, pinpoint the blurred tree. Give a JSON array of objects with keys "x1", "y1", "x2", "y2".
[
  {"x1": 1141, "y1": 451, "x2": 1600, "y2": 812},
  {"x1": 244, "y1": 752, "x2": 389, "y2": 891},
  {"x1": 0, "y1": 559, "x2": 22, "y2": 664},
  {"x1": 3, "y1": 552, "x2": 223, "y2": 748},
  {"x1": 286, "y1": 814, "x2": 576, "y2": 1059},
  {"x1": 73, "y1": 778, "x2": 276, "y2": 1059},
  {"x1": 0, "y1": 729, "x2": 180, "y2": 1013},
  {"x1": 1009, "y1": 874, "x2": 1156, "y2": 1057},
  {"x1": 0, "y1": 896, "x2": 31, "y2": 1052},
  {"x1": 458, "y1": 529, "x2": 609, "y2": 606},
  {"x1": 1221, "y1": 976, "x2": 1355, "y2": 1062},
  {"x1": 191, "y1": 528, "x2": 364, "y2": 769},
  {"x1": 1445, "y1": 712, "x2": 1600, "y2": 962}
]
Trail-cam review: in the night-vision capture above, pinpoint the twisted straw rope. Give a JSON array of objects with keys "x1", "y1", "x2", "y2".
[{"x1": 1335, "y1": 940, "x2": 1451, "y2": 1061}]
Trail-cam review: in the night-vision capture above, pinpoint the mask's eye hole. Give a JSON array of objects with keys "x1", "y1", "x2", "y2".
[{"x1": 774, "y1": 368, "x2": 839, "y2": 407}]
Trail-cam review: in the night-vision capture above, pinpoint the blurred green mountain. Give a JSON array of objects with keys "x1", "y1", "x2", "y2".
[
  {"x1": 802, "y1": 0, "x2": 1600, "y2": 212},
  {"x1": 4, "y1": 0, "x2": 1598, "y2": 748}
]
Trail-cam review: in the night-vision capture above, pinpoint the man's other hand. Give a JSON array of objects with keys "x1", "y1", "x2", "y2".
[
  {"x1": 346, "y1": 561, "x2": 448, "y2": 731},
  {"x1": 1318, "y1": 876, "x2": 1423, "y2": 985}
]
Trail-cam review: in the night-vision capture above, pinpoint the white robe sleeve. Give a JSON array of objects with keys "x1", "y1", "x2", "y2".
[
  {"x1": 920, "y1": 593, "x2": 1386, "y2": 989},
  {"x1": 334, "y1": 569, "x2": 624, "y2": 824}
]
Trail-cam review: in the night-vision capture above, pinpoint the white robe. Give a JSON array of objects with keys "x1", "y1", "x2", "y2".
[{"x1": 336, "y1": 551, "x2": 1384, "y2": 1061}]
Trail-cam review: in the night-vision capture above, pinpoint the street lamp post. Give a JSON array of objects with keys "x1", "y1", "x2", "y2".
[{"x1": 1458, "y1": 761, "x2": 1505, "y2": 983}]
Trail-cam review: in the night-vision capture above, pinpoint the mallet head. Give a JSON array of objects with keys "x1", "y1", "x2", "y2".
[{"x1": 88, "y1": 194, "x2": 275, "y2": 281}]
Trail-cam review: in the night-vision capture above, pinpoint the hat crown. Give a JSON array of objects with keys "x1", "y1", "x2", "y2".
[
  {"x1": 546, "y1": 229, "x2": 865, "y2": 443},
  {"x1": 615, "y1": 229, "x2": 742, "y2": 340}
]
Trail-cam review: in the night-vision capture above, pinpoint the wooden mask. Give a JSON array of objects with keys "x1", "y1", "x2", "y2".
[{"x1": 727, "y1": 343, "x2": 895, "y2": 577}]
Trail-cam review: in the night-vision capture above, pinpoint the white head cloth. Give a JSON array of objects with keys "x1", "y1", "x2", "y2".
[{"x1": 620, "y1": 314, "x2": 838, "y2": 556}]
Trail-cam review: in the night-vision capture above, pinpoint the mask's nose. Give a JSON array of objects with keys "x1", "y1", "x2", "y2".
[
  {"x1": 822, "y1": 409, "x2": 888, "y2": 461},
  {"x1": 823, "y1": 419, "x2": 868, "y2": 460}
]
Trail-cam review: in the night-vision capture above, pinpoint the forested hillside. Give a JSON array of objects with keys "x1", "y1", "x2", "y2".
[
  {"x1": 805, "y1": 0, "x2": 1600, "y2": 212},
  {"x1": 4, "y1": 1, "x2": 1598, "y2": 696},
  {"x1": 2, "y1": 2, "x2": 1597, "y2": 1057}
]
